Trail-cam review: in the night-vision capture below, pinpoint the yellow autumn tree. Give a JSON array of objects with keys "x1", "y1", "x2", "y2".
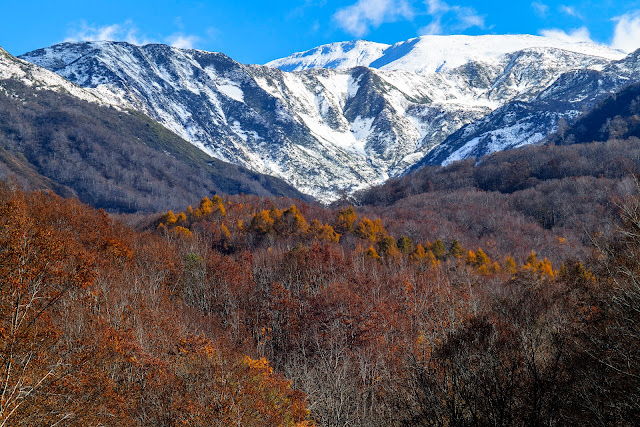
[
  {"x1": 523, "y1": 251, "x2": 555, "y2": 279},
  {"x1": 334, "y1": 206, "x2": 357, "y2": 234},
  {"x1": 164, "y1": 210, "x2": 177, "y2": 225},
  {"x1": 504, "y1": 255, "x2": 517, "y2": 275},
  {"x1": 378, "y1": 235, "x2": 399, "y2": 258},
  {"x1": 355, "y1": 217, "x2": 386, "y2": 242},
  {"x1": 249, "y1": 210, "x2": 275, "y2": 235},
  {"x1": 276, "y1": 205, "x2": 308, "y2": 236},
  {"x1": 449, "y1": 240, "x2": 464, "y2": 259},
  {"x1": 397, "y1": 235, "x2": 415, "y2": 255},
  {"x1": 429, "y1": 239, "x2": 446, "y2": 259},
  {"x1": 310, "y1": 219, "x2": 340, "y2": 243},
  {"x1": 365, "y1": 245, "x2": 381, "y2": 259}
]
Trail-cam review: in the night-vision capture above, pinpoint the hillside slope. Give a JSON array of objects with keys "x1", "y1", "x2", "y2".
[
  {"x1": 548, "y1": 80, "x2": 640, "y2": 144},
  {"x1": 0, "y1": 48, "x2": 307, "y2": 212}
]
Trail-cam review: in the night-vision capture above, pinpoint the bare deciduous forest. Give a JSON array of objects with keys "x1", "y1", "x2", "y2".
[{"x1": 2, "y1": 163, "x2": 640, "y2": 424}]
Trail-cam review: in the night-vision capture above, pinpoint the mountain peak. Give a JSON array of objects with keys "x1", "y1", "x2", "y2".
[
  {"x1": 0, "y1": 45, "x2": 106, "y2": 104},
  {"x1": 265, "y1": 40, "x2": 390, "y2": 72},
  {"x1": 266, "y1": 34, "x2": 626, "y2": 74}
]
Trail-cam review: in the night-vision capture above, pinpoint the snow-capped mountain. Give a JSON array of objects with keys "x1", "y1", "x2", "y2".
[
  {"x1": 0, "y1": 46, "x2": 307, "y2": 209},
  {"x1": 266, "y1": 40, "x2": 390, "y2": 72},
  {"x1": 267, "y1": 35, "x2": 624, "y2": 73},
  {"x1": 20, "y1": 36, "x2": 627, "y2": 201}
]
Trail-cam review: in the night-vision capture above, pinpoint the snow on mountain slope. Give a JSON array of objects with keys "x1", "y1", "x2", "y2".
[
  {"x1": 19, "y1": 38, "x2": 628, "y2": 201},
  {"x1": 266, "y1": 40, "x2": 390, "y2": 72},
  {"x1": 21, "y1": 42, "x2": 409, "y2": 200},
  {"x1": 267, "y1": 35, "x2": 625, "y2": 73},
  {"x1": 0, "y1": 46, "x2": 106, "y2": 104},
  {"x1": 418, "y1": 50, "x2": 640, "y2": 167}
]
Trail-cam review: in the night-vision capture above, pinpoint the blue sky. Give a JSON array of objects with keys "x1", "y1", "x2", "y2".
[{"x1": 2, "y1": 0, "x2": 640, "y2": 63}]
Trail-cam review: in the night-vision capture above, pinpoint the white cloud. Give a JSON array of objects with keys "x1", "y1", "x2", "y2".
[
  {"x1": 559, "y1": 5, "x2": 582, "y2": 19},
  {"x1": 205, "y1": 27, "x2": 220, "y2": 40},
  {"x1": 426, "y1": 0, "x2": 449, "y2": 14},
  {"x1": 458, "y1": 11, "x2": 484, "y2": 29},
  {"x1": 612, "y1": 12, "x2": 640, "y2": 53},
  {"x1": 65, "y1": 20, "x2": 202, "y2": 50},
  {"x1": 421, "y1": 20, "x2": 442, "y2": 35},
  {"x1": 65, "y1": 20, "x2": 151, "y2": 45},
  {"x1": 419, "y1": 0, "x2": 485, "y2": 35},
  {"x1": 333, "y1": 0, "x2": 483, "y2": 37},
  {"x1": 174, "y1": 16, "x2": 185, "y2": 30},
  {"x1": 532, "y1": 2, "x2": 549, "y2": 17},
  {"x1": 333, "y1": 0, "x2": 414, "y2": 37},
  {"x1": 165, "y1": 33, "x2": 200, "y2": 49},
  {"x1": 539, "y1": 27, "x2": 593, "y2": 43}
]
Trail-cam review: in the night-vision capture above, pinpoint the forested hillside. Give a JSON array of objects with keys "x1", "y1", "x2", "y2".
[
  {"x1": 352, "y1": 138, "x2": 640, "y2": 264},
  {"x1": 550, "y1": 81, "x2": 640, "y2": 144},
  {"x1": 3, "y1": 176, "x2": 640, "y2": 425},
  {"x1": 0, "y1": 184, "x2": 312, "y2": 425},
  {"x1": 0, "y1": 79, "x2": 308, "y2": 213}
]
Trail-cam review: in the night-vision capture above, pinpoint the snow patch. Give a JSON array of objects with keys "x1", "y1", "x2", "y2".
[
  {"x1": 349, "y1": 116, "x2": 374, "y2": 154},
  {"x1": 218, "y1": 82, "x2": 244, "y2": 102},
  {"x1": 347, "y1": 73, "x2": 363, "y2": 98}
]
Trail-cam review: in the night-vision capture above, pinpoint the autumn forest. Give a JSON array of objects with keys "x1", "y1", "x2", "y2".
[{"x1": 3, "y1": 132, "x2": 640, "y2": 425}]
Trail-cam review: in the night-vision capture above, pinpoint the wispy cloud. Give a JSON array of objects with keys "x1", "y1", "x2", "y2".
[
  {"x1": 612, "y1": 11, "x2": 640, "y2": 53},
  {"x1": 65, "y1": 20, "x2": 151, "y2": 45},
  {"x1": 559, "y1": 5, "x2": 582, "y2": 19},
  {"x1": 174, "y1": 16, "x2": 185, "y2": 30},
  {"x1": 531, "y1": 2, "x2": 549, "y2": 18},
  {"x1": 421, "y1": 20, "x2": 442, "y2": 35},
  {"x1": 539, "y1": 27, "x2": 593, "y2": 43},
  {"x1": 332, "y1": 0, "x2": 484, "y2": 38},
  {"x1": 420, "y1": 0, "x2": 485, "y2": 35},
  {"x1": 333, "y1": 0, "x2": 414, "y2": 37},
  {"x1": 205, "y1": 27, "x2": 220, "y2": 40},
  {"x1": 165, "y1": 33, "x2": 200, "y2": 49},
  {"x1": 426, "y1": 0, "x2": 448, "y2": 14}
]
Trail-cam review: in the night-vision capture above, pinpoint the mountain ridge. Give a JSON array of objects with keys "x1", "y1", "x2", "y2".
[
  {"x1": 266, "y1": 34, "x2": 625, "y2": 73},
  {"x1": 0, "y1": 47, "x2": 308, "y2": 212},
  {"x1": 415, "y1": 48, "x2": 640, "y2": 167},
  {"x1": 19, "y1": 36, "x2": 634, "y2": 201}
]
